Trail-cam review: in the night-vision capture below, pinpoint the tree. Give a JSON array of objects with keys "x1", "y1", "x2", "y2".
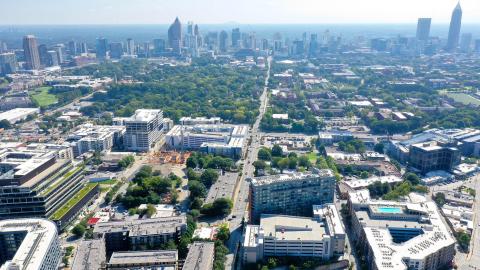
[
  {"x1": 186, "y1": 157, "x2": 197, "y2": 168},
  {"x1": 277, "y1": 158, "x2": 289, "y2": 173},
  {"x1": 145, "y1": 204, "x2": 157, "y2": 218},
  {"x1": 404, "y1": 172, "x2": 421, "y2": 186},
  {"x1": 271, "y1": 144, "x2": 283, "y2": 157},
  {"x1": 288, "y1": 157, "x2": 298, "y2": 170},
  {"x1": 360, "y1": 171, "x2": 369, "y2": 179},
  {"x1": 200, "y1": 169, "x2": 219, "y2": 187},
  {"x1": 186, "y1": 168, "x2": 200, "y2": 181},
  {"x1": 253, "y1": 160, "x2": 267, "y2": 176},
  {"x1": 201, "y1": 198, "x2": 233, "y2": 217},
  {"x1": 135, "y1": 166, "x2": 153, "y2": 181},
  {"x1": 118, "y1": 155, "x2": 135, "y2": 169},
  {"x1": 434, "y1": 192, "x2": 446, "y2": 207},
  {"x1": 0, "y1": 120, "x2": 12, "y2": 130},
  {"x1": 374, "y1": 143, "x2": 385, "y2": 154},
  {"x1": 257, "y1": 148, "x2": 272, "y2": 161},
  {"x1": 216, "y1": 223, "x2": 230, "y2": 241},
  {"x1": 456, "y1": 230, "x2": 471, "y2": 250},
  {"x1": 72, "y1": 224, "x2": 86, "y2": 237},
  {"x1": 298, "y1": 155, "x2": 311, "y2": 168},
  {"x1": 189, "y1": 181, "x2": 207, "y2": 199}
]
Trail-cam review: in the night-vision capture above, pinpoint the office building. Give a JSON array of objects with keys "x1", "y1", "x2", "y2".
[
  {"x1": 96, "y1": 38, "x2": 109, "y2": 60},
  {"x1": 0, "y1": 145, "x2": 88, "y2": 224},
  {"x1": 249, "y1": 169, "x2": 335, "y2": 222},
  {"x1": 93, "y1": 215, "x2": 187, "y2": 253},
  {"x1": 348, "y1": 190, "x2": 456, "y2": 270},
  {"x1": 219, "y1": 30, "x2": 228, "y2": 52},
  {"x1": 446, "y1": 2, "x2": 462, "y2": 52},
  {"x1": 71, "y1": 239, "x2": 106, "y2": 270},
  {"x1": 53, "y1": 44, "x2": 65, "y2": 64},
  {"x1": 168, "y1": 17, "x2": 182, "y2": 54},
  {"x1": 126, "y1": 38, "x2": 135, "y2": 55},
  {"x1": 0, "y1": 219, "x2": 61, "y2": 270},
  {"x1": 232, "y1": 28, "x2": 241, "y2": 48},
  {"x1": 38, "y1": 44, "x2": 49, "y2": 66},
  {"x1": 80, "y1": 42, "x2": 88, "y2": 54},
  {"x1": 67, "y1": 124, "x2": 126, "y2": 157},
  {"x1": 47, "y1": 51, "x2": 59, "y2": 66},
  {"x1": 243, "y1": 204, "x2": 345, "y2": 264},
  {"x1": 0, "y1": 53, "x2": 17, "y2": 75},
  {"x1": 0, "y1": 108, "x2": 40, "y2": 124},
  {"x1": 121, "y1": 109, "x2": 164, "y2": 152},
  {"x1": 460, "y1": 33, "x2": 472, "y2": 53},
  {"x1": 166, "y1": 120, "x2": 248, "y2": 159},
  {"x1": 153, "y1": 39, "x2": 166, "y2": 55},
  {"x1": 68, "y1": 40, "x2": 77, "y2": 56},
  {"x1": 23, "y1": 35, "x2": 40, "y2": 70},
  {"x1": 416, "y1": 18, "x2": 431, "y2": 41},
  {"x1": 475, "y1": 39, "x2": 480, "y2": 53},
  {"x1": 109, "y1": 42, "x2": 124, "y2": 59},
  {"x1": 409, "y1": 140, "x2": 460, "y2": 174},
  {"x1": 107, "y1": 250, "x2": 178, "y2": 270},
  {"x1": 183, "y1": 242, "x2": 215, "y2": 270}
]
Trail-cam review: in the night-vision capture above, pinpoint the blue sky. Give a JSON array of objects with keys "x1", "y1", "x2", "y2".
[{"x1": 1, "y1": 0, "x2": 479, "y2": 24}]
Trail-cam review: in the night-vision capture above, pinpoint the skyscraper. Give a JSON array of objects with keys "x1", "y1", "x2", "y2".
[
  {"x1": 80, "y1": 42, "x2": 88, "y2": 54},
  {"x1": 126, "y1": 38, "x2": 135, "y2": 55},
  {"x1": 23, "y1": 35, "x2": 40, "y2": 70},
  {"x1": 153, "y1": 39, "x2": 166, "y2": 56},
  {"x1": 460, "y1": 33, "x2": 472, "y2": 53},
  {"x1": 219, "y1": 31, "x2": 228, "y2": 52},
  {"x1": 96, "y1": 38, "x2": 109, "y2": 60},
  {"x1": 168, "y1": 17, "x2": 182, "y2": 54},
  {"x1": 232, "y1": 28, "x2": 241, "y2": 48},
  {"x1": 109, "y1": 42, "x2": 124, "y2": 59},
  {"x1": 68, "y1": 40, "x2": 77, "y2": 56},
  {"x1": 38, "y1": 44, "x2": 49, "y2": 66},
  {"x1": 416, "y1": 18, "x2": 431, "y2": 41},
  {"x1": 0, "y1": 53, "x2": 17, "y2": 75},
  {"x1": 53, "y1": 44, "x2": 65, "y2": 64},
  {"x1": 446, "y1": 2, "x2": 462, "y2": 52}
]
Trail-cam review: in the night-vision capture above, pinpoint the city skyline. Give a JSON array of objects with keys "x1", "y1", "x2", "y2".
[{"x1": 1, "y1": 0, "x2": 480, "y2": 25}]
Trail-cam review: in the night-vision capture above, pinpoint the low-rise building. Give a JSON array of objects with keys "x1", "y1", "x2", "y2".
[
  {"x1": 348, "y1": 190, "x2": 456, "y2": 270},
  {"x1": 183, "y1": 242, "x2": 215, "y2": 270},
  {"x1": 107, "y1": 250, "x2": 178, "y2": 270},
  {"x1": 249, "y1": 169, "x2": 335, "y2": 222},
  {"x1": 0, "y1": 218, "x2": 61, "y2": 270},
  {"x1": 67, "y1": 124, "x2": 126, "y2": 157},
  {"x1": 93, "y1": 215, "x2": 187, "y2": 253},
  {"x1": 409, "y1": 141, "x2": 460, "y2": 174},
  {"x1": 71, "y1": 239, "x2": 106, "y2": 270},
  {"x1": 243, "y1": 204, "x2": 345, "y2": 264},
  {"x1": 0, "y1": 108, "x2": 40, "y2": 124}
]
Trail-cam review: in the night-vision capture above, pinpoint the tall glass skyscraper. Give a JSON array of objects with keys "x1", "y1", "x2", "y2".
[
  {"x1": 23, "y1": 35, "x2": 40, "y2": 70},
  {"x1": 168, "y1": 17, "x2": 182, "y2": 54},
  {"x1": 416, "y1": 18, "x2": 431, "y2": 41},
  {"x1": 446, "y1": 3, "x2": 462, "y2": 52}
]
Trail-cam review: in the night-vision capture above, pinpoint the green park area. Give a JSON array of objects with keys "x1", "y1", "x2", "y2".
[
  {"x1": 30, "y1": 87, "x2": 58, "y2": 108},
  {"x1": 443, "y1": 92, "x2": 480, "y2": 106}
]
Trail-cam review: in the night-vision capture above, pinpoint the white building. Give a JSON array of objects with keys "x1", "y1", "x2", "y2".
[
  {"x1": 0, "y1": 219, "x2": 62, "y2": 270},
  {"x1": 348, "y1": 190, "x2": 456, "y2": 270},
  {"x1": 68, "y1": 124, "x2": 126, "y2": 157},
  {"x1": 122, "y1": 109, "x2": 164, "y2": 152},
  {"x1": 0, "y1": 108, "x2": 40, "y2": 124},
  {"x1": 243, "y1": 204, "x2": 345, "y2": 264}
]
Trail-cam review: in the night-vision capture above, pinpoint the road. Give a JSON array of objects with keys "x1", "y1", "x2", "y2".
[
  {"x1": 224, "y1": 56, "x2": 272, "y2": 270},
  {"x1": 458, "y1": 174, "x2": 480, "y2": 270}
]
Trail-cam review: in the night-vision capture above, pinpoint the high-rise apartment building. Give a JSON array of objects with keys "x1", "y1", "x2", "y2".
[
  {"x1": 168, "y1": 17, "x2": 182, "y2": 54},
  {"x1": 219, "y1": 31, "x2": 228, "y2": 53},
  {"x1": 232, "y1": 28, "x2": 241, "y2": 48},
  {"x1": 109, "y1": 42, "x2": 124, "y2": 59},
  {"x1": 249, "y1": 169, "x2": 335, "y2": 222},
  {"x1": 126, "y1": 38, "x2": 135, "y2": 55},
  {"x1": 460, "y1": 33, "x2": 472, "y2": 53},
  {"x1": 23, "y1": 35, "x2": 40, "y2": 70},
  {"x1": 416, "y1": 18, "x2": 431, "y2": 41},
  {"x1": 121, "y1": 109, "x2": 164, "y2": 152},
  {"x1": 446, "y1": 3, "x2": 462, "y2": 51}
]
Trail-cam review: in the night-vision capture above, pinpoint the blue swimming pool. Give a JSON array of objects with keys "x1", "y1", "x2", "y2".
[{"x1": 377, "y1": 207, "x2": 402, "y2": 214}]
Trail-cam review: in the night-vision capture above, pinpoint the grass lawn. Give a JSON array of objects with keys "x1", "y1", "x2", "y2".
[
  {"x1": 30, "y1": 87, "x2": 58, "y2": 108},
  {"x1": 443, "y1": 92, "x2": 480, "y2": 106},
  {"x1": 50, "y1": 183, "x2": 98, "y2": 221},
  {"x1": 97, "y1": 179, "x2": 117, "y2": 186},
  {"x1": 41, "y1": 166, "x2": 84, "y2": 196},
  {"x1": 307, "y1": 152, "x2": 318, "y2": 164}
]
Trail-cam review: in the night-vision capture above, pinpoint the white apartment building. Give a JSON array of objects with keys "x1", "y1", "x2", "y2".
[
  {"x1": 243, "y1": 204, "x2": 345, "y2": 264},
  {"x1": 0, "y1": 219, "x2": 62, "y2": 270},
  {"x1": 348, "y1": 190, "x2": 456, "y2": 270},
  {"x1": 122, "y1": 109, "x2": 164, "y2": 152},
  {"x1": 68, "y1": 124, "x2": 126, "y2": 157}
]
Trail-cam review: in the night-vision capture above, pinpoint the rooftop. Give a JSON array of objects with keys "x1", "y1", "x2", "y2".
[
  {"x1": 250, "y1": 169, "x2": 334, "y2": 187},
  {"x1": 260, "y1": 214, "x2": 327, "y2": 241},
  {"x1": 71, "y1": 239, "x2": 106, "y2": 270},
  {"x1": 108, "y1": 250, "x2": 177, "y2": 265},
  {"x1": 183, "y1": 242, "x2": 215, "y2": 270},
  {"x1": 126, "y1": 109, "x2": 162, "y2": 122}
]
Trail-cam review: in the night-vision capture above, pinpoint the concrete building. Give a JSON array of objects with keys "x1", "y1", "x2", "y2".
[
  {"x1": 122, "y1": 109, "x2": 164, "y2": 152},
  {"x1": 0, "y1": 108, "x2": 40, "y2": 124},
  {"x1": 166, "y1": 122, "x2": 248, "y2": 159},
  {"x1": 168, "y1": 17, "x2": 182, "y2": 54},
  {"x1": 93, "y1": 215, "x2": 187, "y2": 253},
  {"x1": 23, "y1": 35, "x2": 40, "y2": 70},
  {"x1": 0, "y1": 219, "x2": 61, "y2": 270},
  {"x1": 243, "y1": 204, "x2": 345, "y2": 264},
  {"x1": 0, "y1": 53, "x2": 17, "y2": 75},
  {"x1": 107, "y1": 250, "x2": 178, "y2": 270},
  {"x1": 183, "y1": 242, "x2": 215, "y2": 270},
  {"x1": 348, "y1": 190, "x2": 456, "y2": 270},
  {"x1": 409, "y1": 141, "x2": 460, "y2": 174},
  {"x1": 67, "y1": 124, "x2": 125, "y2": 157},
  {"x1": 416, "y1": 18, "x2": 431, "y2": 41},
  {"x1": 71, "y1": 239, "x2": 106, "y2": 270},
  {"x1": 318, "y1": 130, "x2": 354, "y2": 145},
  {"x1": 446, "y1": 2, "x2": 462, "y2": 52},
  {"x1": 249, "y1": 169, "x2": 335, "y2": 222},
  {"x1": 0, "y1": 145, "x2": 88, "y2": 225}
]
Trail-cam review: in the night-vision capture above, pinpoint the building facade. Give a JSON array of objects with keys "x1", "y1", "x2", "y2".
[
  {"x1": 123, "y1": 109, "x2": 164, "y2": 152},
  {"x1": 249, "y1": 169, "x2": 335, "y2": 222}
]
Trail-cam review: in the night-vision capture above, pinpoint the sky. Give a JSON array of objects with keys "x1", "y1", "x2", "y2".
[{"x1": 0, "y1": 0, "x2": 479, "y2": 25}]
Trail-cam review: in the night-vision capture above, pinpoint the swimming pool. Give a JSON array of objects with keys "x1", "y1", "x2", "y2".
[{"x1": 377, "y1": 206, "x2": 402, "y2": 214}]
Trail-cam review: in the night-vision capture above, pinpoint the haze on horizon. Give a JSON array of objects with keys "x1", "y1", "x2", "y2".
[{"x1": 1, "y1": 0, "x2": 480, "y2": 25}]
